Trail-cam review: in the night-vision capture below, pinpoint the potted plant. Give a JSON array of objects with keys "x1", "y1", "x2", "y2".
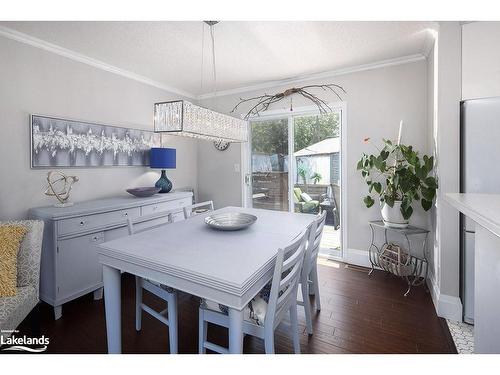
[
  {"x1": 298, "y1": 165, "x2": 308, "y2": 185},
  {"x1": 357, "y1": 139, "x2": 438, "y2": 228},
  {"x1": 311, "y1": 172, "x2": 322, "y2": 184}
]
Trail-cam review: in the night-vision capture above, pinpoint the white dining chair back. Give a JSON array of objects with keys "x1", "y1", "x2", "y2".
[
  {"x1": 127, "y1": 211, "x2": 178, "y2": 354},
  {"x1": 303, "y1": 210, "x2": 327, "y2": 276},
  {"x1": 299, "y1": 210, "x2": 327, "y2": 335},
  {"x1": 126, "y1": 210, "x2": 174, "y2": 236},
  {"x1": 183, "y1": 200, "x2": 214, "y2": 219},
  {"x1": 265, "y1": 231, "x2": 308, "y2": 332},
  {"x1": 198, "y1": 225, "x2": 310, "y2": 354}
]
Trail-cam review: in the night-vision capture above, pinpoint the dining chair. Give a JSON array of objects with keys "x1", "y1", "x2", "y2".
[
  {"x1": 127, "y1": 210, "x2": 178, "y2": 354},
  {"x1": 198, "y1": 225, "x2": 310, "y2": 354},
  {"x1": 298, "y1": 210, "x2": 327, "y2": 335},
  {"x1": 183, "y1": 200, "x2": 214, "y2": 219}
]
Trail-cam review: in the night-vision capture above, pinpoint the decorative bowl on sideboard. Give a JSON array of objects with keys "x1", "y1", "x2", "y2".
[{"x1": 126, "y1": 187, "x2": 162, "y2": 197}]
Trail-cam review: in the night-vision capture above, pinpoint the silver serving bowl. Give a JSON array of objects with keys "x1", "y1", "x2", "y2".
[
  {"x1": 205, "y1": 212, "x2": 257, "y2": 231},
  {"x1": 126, "y1": 187, "x2": 161, "y2": 197}
]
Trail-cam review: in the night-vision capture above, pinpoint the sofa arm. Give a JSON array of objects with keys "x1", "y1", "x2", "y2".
[{"x1": 0, "y1": 220, "x2": 44, "y2": 289}]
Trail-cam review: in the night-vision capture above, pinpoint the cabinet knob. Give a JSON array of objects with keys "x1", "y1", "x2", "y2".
[
  {"x1": 80, "y1": 221, "x2": 85, "y2": 226},
  {"x1": 124, "y1": 212, "x2": 128, "y2": 216}
]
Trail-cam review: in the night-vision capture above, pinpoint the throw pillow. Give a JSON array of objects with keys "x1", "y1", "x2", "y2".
[
  {"x1": 1, "y1": 220, "x2": 44, "y2": 287},
  {"x1": 301, "y1": 192, "x2": 313, "y2": 202},
  {"x1": 0, "y1": 225, "x2": 27, "y2": 297}
]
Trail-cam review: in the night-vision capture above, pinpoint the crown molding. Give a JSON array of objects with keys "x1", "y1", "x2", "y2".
[
  {"x1": 197, "y1": 53, "x2": 427, "y2": 100},
  {"x1": 0, "y1": 25, "x2": 196, "y2": 99},
  {"x1": 422, "y1": 28, "x2": 438, "y2": 58},
  {"x1": 0, "y1": 25, "x2": 428, "y2": 102}
]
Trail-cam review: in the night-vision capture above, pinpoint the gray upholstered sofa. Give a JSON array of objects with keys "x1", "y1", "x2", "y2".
[{"x1": 0, "y1": 220, "x2": 44, "y2": 340}]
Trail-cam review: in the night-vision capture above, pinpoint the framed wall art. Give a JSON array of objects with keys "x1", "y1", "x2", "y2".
[{"x1": 30, "y1": 115, "x2": 161, "y2": 168}]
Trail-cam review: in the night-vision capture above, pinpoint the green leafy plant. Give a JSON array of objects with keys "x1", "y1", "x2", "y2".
[
  {"x1": 357, "y1": 139, "x2": 438, "y2": 220},
  {"x1": 297, "y1": 165, "x2": 309, "y2": 185},
  {"x1": 311, "y1": 172, "x2": 322, "y2": 184}
]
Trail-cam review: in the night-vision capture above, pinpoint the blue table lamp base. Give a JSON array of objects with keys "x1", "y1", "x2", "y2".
[
  {"x1": 155, "y1": 170, "x2": 173, "y2": 193},
  {"x1": 150, "y1": 148, "x2": 176, "y2": 193}
]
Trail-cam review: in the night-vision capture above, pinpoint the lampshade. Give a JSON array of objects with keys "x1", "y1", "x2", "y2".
[
  {"x1": 150, "y1": 148, "x2": 176, "y2": 169},
  {"x1": 154, "y1": 100, "x2": 248, "y2": 142}
]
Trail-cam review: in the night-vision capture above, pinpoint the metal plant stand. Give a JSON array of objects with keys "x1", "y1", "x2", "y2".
[{"x1": 368, "y1": 220, "x2": 429, "y2": 297}]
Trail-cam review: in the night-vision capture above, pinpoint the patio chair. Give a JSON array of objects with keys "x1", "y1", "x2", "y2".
[
  {"x1": 319, "y1": 185, "x2": 340, "y2": 229},
  {"x1": 293, "y1": 187, "x2": 319, "y2": 214}
]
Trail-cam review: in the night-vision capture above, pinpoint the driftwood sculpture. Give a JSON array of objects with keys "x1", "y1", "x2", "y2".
[{"x1": 231, "y1": 84, "x2": 346, "y2": 120}]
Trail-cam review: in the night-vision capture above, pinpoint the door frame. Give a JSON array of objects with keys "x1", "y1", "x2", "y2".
[{"x1": 240, "y1": 102, "x2": 347, "y2": 261}]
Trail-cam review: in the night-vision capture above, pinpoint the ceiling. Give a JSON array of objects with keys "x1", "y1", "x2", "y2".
[{"x1": 0, "y1": 21, "x2": 437, "y2": 98}]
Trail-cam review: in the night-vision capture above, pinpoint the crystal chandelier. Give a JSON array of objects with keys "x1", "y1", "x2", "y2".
[{"x1": 154, "y1": 22, "x2": 248, "y2": 143}]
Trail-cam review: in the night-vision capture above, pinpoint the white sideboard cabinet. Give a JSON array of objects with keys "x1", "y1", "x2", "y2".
[{"x1": 30, "y1": 191, "x2": 193, "y2": 320}]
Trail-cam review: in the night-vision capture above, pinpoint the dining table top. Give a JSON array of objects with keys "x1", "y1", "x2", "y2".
[{"x1": 97, "y1": 206, "x2": 315, "y2": 296}]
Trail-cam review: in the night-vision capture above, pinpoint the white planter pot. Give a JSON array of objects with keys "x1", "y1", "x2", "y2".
[{"x1": 381, "y1": 200, "x2": 409, "y2": 228}]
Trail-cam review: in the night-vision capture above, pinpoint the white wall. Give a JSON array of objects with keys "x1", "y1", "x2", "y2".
[
  {"x1": 435, "y1": 22, "x2": 462, "y2": 299},
  {"x1": 198, "y1": 60, "x2": 430, "y2": 256},
  {"x1": 430, "y1": 21, "x2": 500, "y2": 321},
  {"x1": 422, "y1": 21, "x2": 500, "y2": 321},
  {"x1": 197, "y1": 138, "x2": 242, "y2": 207},
  {"x1": 425, "y1": 22, "x2": 462, "y2": 321},
  {"x1": 462, "y1": 22, "x2": 500, "y2": 100},
  {"x1": 0, "y1": 36, "x2": 198, "y2": 220},
  {"x1": 426, "y1": 44, "x2": 438, "y2": 293}
]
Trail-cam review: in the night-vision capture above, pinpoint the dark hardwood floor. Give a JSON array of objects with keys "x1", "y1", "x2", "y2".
[{"x1": 11, "y1": 260, "x2": 456, "y2": 354}]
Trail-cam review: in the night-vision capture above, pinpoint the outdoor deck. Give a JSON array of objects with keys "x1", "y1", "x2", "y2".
[
  {"x1": 321, "y1": 225, "x2": 340, "y2": 250},
  {"x1": 319, "y1": 225, "x2": 341, "y2": 258}
]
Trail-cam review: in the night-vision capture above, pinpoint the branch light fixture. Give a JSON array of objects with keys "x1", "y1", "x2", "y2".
[
  {"x1": 154, "y1": 21, "x2": 248, "y2": 143},
  {"x1": 232, "y1": 84, "x2": 347, "y2": 120}
]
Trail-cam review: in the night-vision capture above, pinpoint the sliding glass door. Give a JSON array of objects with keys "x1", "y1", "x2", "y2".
[
  {"x1": 293, "y1": 113, "x2": 341, "y2": 258},
  {"x1": 245, "y1": 108, "x2": 343, "y2": 259},
  {"x1": 249, "y1": 118, "x2": 289, "y2": 211}
]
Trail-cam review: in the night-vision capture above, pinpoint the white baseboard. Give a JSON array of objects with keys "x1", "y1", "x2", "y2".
[
  {"x1": 344, "y1": 248, "x2": 373, "y2": 268},
  {"x1": 345, "y1": 248, "x2": 463, "y2": 321},
  {"x1": 427, "y1": 271, "x2": 463, "y2": 322}
]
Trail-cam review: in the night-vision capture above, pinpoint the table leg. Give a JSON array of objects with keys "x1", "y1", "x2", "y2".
[
  {"x1": 103, "y1": 264, "x2": 122, "y2": 354},
  {"x1": 228, "y1": 308, "x2": 244, "y2": 354}
]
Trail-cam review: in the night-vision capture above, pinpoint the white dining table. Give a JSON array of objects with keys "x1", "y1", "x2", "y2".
[{"x1": 97, "y1": 206, "x2": 315, "y2": 354}]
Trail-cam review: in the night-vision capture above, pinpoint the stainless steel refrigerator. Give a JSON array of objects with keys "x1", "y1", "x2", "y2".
[{"x1": 460, "y1": 97, "x2": 500, "y2": 324}]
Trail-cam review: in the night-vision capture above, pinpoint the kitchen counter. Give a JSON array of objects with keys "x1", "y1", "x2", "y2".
[{"x1": 446, "y1": 193, "x2": 500, "y2": 353}]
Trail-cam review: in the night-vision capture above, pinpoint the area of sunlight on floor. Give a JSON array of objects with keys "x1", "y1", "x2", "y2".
[
  {"x1": 317, "y1": 257, "x2": 341, "y2": 268},
  {"x1": 319, "y1": 224, "x2": 341, "y2": 258}
]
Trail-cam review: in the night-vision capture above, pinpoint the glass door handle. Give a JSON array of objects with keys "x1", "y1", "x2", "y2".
[{"x1": 244, "y1": 174, "x2": 251, "y2": 185}]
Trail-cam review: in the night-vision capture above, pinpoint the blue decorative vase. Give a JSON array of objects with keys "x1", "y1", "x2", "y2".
[{"x1": 155, "y1": 170, "x2": 173, "y2": 193}]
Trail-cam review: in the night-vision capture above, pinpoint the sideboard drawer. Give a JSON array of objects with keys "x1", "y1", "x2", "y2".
[
  {"x1": 141, "y1": 197, "x2": 192, "y2": 216},
  {"x1": 58, "y1": 207, "x2": 140, "y2": 236}
]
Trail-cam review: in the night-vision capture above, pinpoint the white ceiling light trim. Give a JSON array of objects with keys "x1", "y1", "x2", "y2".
[
  {"x1": 0, "y1": 25, "x2": 196, "y2": 99},
  {"x1": 198, "y1": 53, "x2": 426, "y2": 100}
]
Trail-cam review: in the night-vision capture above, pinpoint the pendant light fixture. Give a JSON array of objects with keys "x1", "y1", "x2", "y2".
[{"x1": 154, "y1": 21, "x2": 248, "y2": 142}]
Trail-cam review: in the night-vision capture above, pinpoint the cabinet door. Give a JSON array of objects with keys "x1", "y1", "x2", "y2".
[{"x1": 57, "y1": 232, "x2": 104, "y2": 301}]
